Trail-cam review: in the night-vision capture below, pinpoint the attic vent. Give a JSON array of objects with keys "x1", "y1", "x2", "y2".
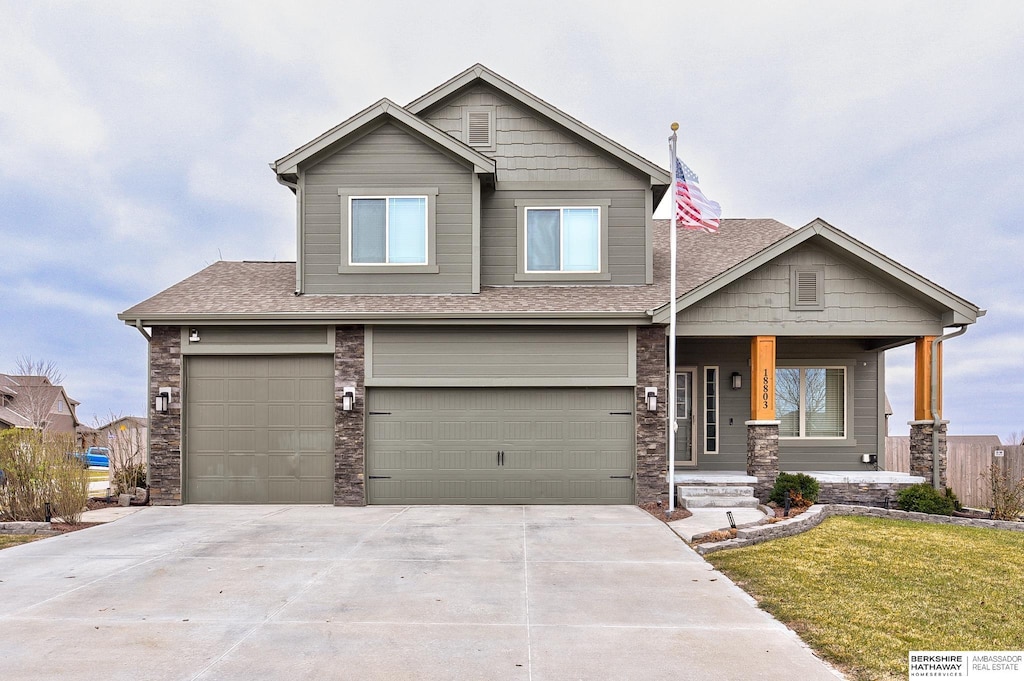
[
  {"x1": 790, "y1": 267, "x2": 824, "y2": 311},
  {"x1": 464, "y1": 109, "x2": 494, "y2": 149}
]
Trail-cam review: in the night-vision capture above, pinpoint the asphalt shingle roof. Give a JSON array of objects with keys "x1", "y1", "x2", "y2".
[{"x1": 120, "y1": 218, "x2": 793, "y2": 320}]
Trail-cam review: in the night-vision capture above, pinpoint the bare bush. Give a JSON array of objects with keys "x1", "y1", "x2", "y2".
[
  {"x1": 0, "y1": 430, "x2": 88, "y2": 523},
  {"x1": 984, "y1": 462, "x2": 1024, "y2": 521},
  {"x1": 96, "y1": 414, "x2": 147, "y2": 496}
]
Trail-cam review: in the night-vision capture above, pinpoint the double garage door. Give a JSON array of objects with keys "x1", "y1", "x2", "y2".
[{"x1": 185, "y1": 356, "x2": 634, "y2": 504}]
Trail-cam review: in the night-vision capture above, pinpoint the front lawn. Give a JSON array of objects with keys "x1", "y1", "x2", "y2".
[
  {"x1": 707, "y1": 516, "x2": 1024, "y2": 681},
  {"x1": 0, "y1": 534, "x2": 45, "y2": 550}
]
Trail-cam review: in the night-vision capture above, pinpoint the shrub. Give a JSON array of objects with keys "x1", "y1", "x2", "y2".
[
  {"x1": 113, "y1": 462, "x2": 147, "y2": 494},
  {"x1": 0, "y1": 429, "x2": 88, "y2": 523},
  {"x1": 897, "y1": 483, "x2": 956, "y2": 516},
  {"x1": 769, "y1": 473, "x2": 820, "y2": 507}
]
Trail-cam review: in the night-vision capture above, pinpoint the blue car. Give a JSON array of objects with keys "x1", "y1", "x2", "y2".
[{"x1": 72, "y1": 447, "x2": 110, "y2": 468}]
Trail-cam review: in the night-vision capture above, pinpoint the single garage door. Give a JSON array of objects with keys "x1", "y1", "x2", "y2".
[
  {"x1": 185, "y1": 355, "x2": 334, "y2": 504},
  {"x1": 366, "y1": 387, "x2": 634, "y2": 504}
]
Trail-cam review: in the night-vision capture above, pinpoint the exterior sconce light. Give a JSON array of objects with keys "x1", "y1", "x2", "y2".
[
  {"x1": 189, "y1": 328, "x2": 201, "y2": 343},
  {"x1": 644, "y1": 387, "x2": 658, "y2": 412},
  {"x1": 731, "y1": 372, "x2": 742, "y2": 390},
  {"x1": 154, "y1": 388, "x2": 171, "y2": 414},
  {"x1": 341, "y1": 386, "x2": 356, "y2": 412},
  {"x1": 861, "y1": 453, "x2": 878, "y2": 466}
]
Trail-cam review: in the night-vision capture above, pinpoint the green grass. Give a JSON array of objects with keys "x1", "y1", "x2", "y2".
[
  {"x1": 0, "y1": 534, "x2": 44, "y2": 550},
  {"x1": 707, "y1": 516, "x2": 1024, "y2": 681}
]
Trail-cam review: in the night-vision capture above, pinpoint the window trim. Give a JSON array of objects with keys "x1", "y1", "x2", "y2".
[
  {"x1": 514, "y1": 198, "x2": 611, "y2": 282},
  {"x1": 337, "y1": 187, "x2": 440, "y2": 274},
  {"x1": 775, "y1": 363, "x2": 851, "y2": 442},
  {"x1": 704, "y1": 366, "x2": 719, "y2": 454}
]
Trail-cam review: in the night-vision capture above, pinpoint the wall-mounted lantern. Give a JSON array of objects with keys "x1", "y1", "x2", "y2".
[
  {"x1": 341, "y1": 386, "x2": 356, "y2": 412},
  {"x1": 154, "y1": 387, "x2": 172, "y2": 414},
  {"x1": 189, "y1": 328, "x2": 201, "y2": 343},
  {"x1": 644, "y1": 387, "x2": 658, "y2": 412},
  {"x1": 731, "y1": 372, "x2": 742, "y2": 390}
]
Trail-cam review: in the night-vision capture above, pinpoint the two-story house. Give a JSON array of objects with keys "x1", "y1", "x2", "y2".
[{"x1": 119, "y1": 65, "x2": 982, "y2": 507}]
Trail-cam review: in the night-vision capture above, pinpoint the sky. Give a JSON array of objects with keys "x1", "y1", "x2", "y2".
[{"x1": 1, "y1": 1, "x2": 1021, "y2": 440}]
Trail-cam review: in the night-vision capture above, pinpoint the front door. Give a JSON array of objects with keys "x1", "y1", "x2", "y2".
[{"x1": 674, "y1": 368, "x2": 696, "y2": 466}]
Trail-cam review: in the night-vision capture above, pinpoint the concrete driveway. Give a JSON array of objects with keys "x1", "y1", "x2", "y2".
[{"x1": 0, "y1": 505, "x2": 842, "y2": 680}]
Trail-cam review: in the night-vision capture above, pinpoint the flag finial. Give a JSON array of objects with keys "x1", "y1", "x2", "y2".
[{"x1": 670, "y1": 122, "x2": 679, "y2": 131}]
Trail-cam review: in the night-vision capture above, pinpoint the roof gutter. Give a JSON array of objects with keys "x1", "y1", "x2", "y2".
[
  {"x1": 931, "y1": 324, "x2": 968, "y2": 489},
  {"x1": 275, "y1": 172, "x2": 303, "y2": 295}
]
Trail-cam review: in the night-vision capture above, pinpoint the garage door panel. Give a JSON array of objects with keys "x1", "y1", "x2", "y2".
[
  {"x1": 367, "y1": 388, "x2": 634, "y2": 504},
  {"x1": 186, "y1": 355, "x2": 333, "y2": 504}
]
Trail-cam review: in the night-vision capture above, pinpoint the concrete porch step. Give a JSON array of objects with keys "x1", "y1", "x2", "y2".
[
  {"x1": 675, "y1": 485, "x2": 755, "y2": 497},
  {"x1": 677, "y1": 495, "x2": 761, "y2": 509}
]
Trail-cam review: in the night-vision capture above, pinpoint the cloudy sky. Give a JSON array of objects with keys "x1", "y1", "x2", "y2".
[{"x1": 1, "y1": 1, "x2": 1021, "y2": 440}]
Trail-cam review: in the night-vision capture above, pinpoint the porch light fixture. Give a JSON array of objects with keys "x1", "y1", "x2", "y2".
[
  {"x1": 731, "y1": 372, "x2": 742, "y2": 390},
  {"x1": 189, "y1": 328, "x2": 201, "y2": 343},
  {"x1": 644, "y1": 387, "x2": 658, "y2": 412},
  {"x1": 861, "y1": 453, "x2": 878, "y2": 466},
  {"x1": 154, "y1": 388, "x2": 171, "y2": 415},
  {"x1": 341, "y1": 386, "x2": 356, "y2": 412}
]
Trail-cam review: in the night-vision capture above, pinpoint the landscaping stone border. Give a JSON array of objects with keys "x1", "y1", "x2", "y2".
[
  {"x1": 694, "y1": 504, "x2": 1024, "y2": 555},
  {"x1": 0, "y1": 521, "x2": 58, "y2": 537}
]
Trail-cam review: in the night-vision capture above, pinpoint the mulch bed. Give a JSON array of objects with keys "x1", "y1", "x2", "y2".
[{"x1": 639, "y1": 501, "x2": 693, "y2": 523}]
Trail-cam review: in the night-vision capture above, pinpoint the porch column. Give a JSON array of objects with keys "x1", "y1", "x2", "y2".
[
  {"x1": 910, "y1": 336, "x2": 948, "y2": 488},
  {"x1": 746, "y1": 335, "x2": 780, "y2": 501},
  {"x1": 635, "y1": 326, "x2": 668, "y2": 505}
]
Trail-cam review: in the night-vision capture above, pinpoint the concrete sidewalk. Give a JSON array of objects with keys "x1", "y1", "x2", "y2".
[{"x1": 0, "y1": 505, "x2": 844, "y2": 680}]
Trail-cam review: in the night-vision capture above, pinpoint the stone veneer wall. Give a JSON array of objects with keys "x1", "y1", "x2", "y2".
[
  {"x1": 635, "y1": 326, "x2": 668, "y2": 505},
  {"x1": 816, "y1": 481, "x2": 919, "y2": 507},
  {"x1": 334, "y1": 326, "x2": 366, "y2": 506},
  {"x1": 746, "y1": 422, "x2": 780, "y2": 501},
  {"x1": 149, "y1": 325, "x2": 182, "y2": 505},
  {"x1": 910, "y1": 421, "x2": 948, "y2": 488}
]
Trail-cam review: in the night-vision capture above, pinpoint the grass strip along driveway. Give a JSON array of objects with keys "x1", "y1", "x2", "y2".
[{"x1": 707, "y1": 515, "x2": 1024, "y2": 681}]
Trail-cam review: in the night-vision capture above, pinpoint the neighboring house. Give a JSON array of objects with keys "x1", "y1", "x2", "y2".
[
  {"x1": 0, "y1": 374, "x2": 80, "y2": 436},
  {"x1": 119, "y1": 64, "x2": 983, "y2": 506},
  {"x1": 94, "y1": 416, "x2": 148, "y2": 467}
]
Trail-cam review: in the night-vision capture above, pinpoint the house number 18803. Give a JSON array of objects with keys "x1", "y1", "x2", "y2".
[{"x1": 762, "y1": 369, "x2": 771, "y2": 409}]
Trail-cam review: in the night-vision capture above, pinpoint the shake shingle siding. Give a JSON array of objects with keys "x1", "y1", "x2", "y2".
[{"x1": 302, "y1": 122, "x2": 474, "y2": 294}]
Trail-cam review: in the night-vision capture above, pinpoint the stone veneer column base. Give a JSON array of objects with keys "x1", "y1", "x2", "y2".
[
  {"x1": 909, "y1": 420, "x2": 948, "y2": 489},
  {"x1": 746, "y1": 420, "x2": 780, "y2": 502},
  {"x1": 334, "y1": 326, "x2": 366, "y2": 506},
  {"x1": 148, "y1": 326, "x2": 183, "y2": 505},
  {"x1": 635, "y1": 326, "x2": 668, "y2": 505}
]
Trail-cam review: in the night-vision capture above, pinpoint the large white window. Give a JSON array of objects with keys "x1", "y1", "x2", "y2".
[
  {"x1": 350, "y1": 196, "x2": 428, "y2": 265},
  {"x1": 525, "y1": 207, "x2": 600, "y2": 273},
  {"x1": 775, "y1": 367, "x2": 846, "y2": 438}
]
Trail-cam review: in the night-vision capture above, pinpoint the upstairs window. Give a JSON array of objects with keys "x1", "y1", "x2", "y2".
[
  {"x1": 775, "y1": 366, "x2": 846, "y2": 438},
  {"x1": 525, "y1": 207, "x2": 600, "y2": 273},
  {"x1": 349, "y1": 196, "x2": 427, "y2": 265}
]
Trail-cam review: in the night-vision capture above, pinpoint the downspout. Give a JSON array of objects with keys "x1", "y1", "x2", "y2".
[
  {"x1": 275, "y1": 173, "x2": 303, "y2": 295},
  {"x1": 132, "y1": 319, "x2": 153, "y2": 492},
  {"x1": 930, "y1": 325, "x2": 968, "y2": 489}
]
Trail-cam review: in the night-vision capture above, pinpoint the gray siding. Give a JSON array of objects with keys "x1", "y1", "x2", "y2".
[
  {"x1": 367, "y1": 326, "x2": 635, "y2": 386},
  {"x1": 675, "y1": 337, "x2": 881, "y2": 471},
  {"x1": 423, "y1": 84, "x2": 645, "y2": 184},
  {"x1": 481, "y1": 189, "x2": 648, "y2": 285},
  {"x1": 302, "y1": 122, "x2": 474, "y2": 294},
  {"x1": 676, "y1": 243, "x2": 945, "y2": 334}
]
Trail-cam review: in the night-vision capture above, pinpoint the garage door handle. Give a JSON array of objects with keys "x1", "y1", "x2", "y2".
[
  {"x1": 497, "y1": 450, "x2": 504, "y2": 466},
  {"x1": 609, "y1": 411, "x2": 633, "y2": 415},
  {"x1": 368, "y1": 475, "x2": 391, "y2": 479},
  {"x1": 609, "y1": 474, "x2": 634, "y2": 480}
]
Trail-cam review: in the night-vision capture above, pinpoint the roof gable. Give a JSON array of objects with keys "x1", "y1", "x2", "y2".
[
  {"x1": 272, "y1": 98, "x2": 496, "y2": 177},
  {"x1": 406, "y1": 64, "x2": 670, "y2": 189},
  {"x1": 651, "y1": 218, "x2": 982, "y2": 326}
]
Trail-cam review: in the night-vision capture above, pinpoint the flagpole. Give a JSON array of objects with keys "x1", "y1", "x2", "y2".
[{"x1": 667, "y1": 123, "x2": 679, "y2": 515}]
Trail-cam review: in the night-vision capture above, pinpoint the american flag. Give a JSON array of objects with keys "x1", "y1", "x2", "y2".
[{"x1": 674, "y1": 157, "x2": 721, "y2": 233}]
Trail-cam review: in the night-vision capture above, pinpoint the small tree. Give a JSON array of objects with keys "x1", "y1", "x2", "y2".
[{"x1": 0, "y1": 429, "x2": 88, "y2": 523}]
